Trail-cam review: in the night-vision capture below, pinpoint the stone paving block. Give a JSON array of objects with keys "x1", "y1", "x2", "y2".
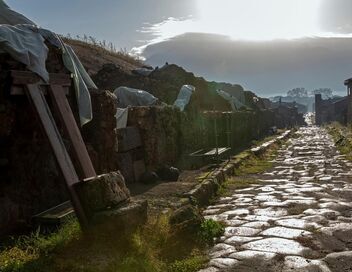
[
  {"x1": 323, "y1": 251, "x2": 352, "y2": 272},
  {"x1": 241, "y1": 238, "x2": 310, "y2": 255},
  {"x1": 202, "y1": 126, "x2": 352, "y2": 271}
]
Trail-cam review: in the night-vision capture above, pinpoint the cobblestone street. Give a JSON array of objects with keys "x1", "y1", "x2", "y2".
[{"x1": 201, "y1": 125, "x2": 352, "y2": 272}]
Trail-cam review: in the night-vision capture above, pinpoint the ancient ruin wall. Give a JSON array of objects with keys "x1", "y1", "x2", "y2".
[{"x1": 127, "y1": 106, "x2": 277, "y2": 170}]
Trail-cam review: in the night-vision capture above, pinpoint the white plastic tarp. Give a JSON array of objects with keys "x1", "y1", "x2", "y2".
[
  {"x1": 216, "y1": 89, "x2": 247, "y2": 110},
  {"x1": 0, "y1": 24, "x2": 49, "y2": 81},
  {"x1": 173, "y1": 85, "x2": 195, "y2": 111},
  {"x1": 0, "y1": 2, "x2": 96, "y2": 126},
  {"x1": 113, "y1": 86, "x2": 158, "y2": 108}
]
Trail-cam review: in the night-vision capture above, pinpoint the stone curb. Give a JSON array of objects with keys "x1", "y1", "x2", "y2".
[
  {"x1": 184, "y1": 129, "x2": 293, "y2": 208},
  {"x1": 251, "y1": 129, "x2": 292, "y2": 156}
]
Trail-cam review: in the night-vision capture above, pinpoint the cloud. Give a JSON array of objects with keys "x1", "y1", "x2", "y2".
[
  {"x1": 142, "y1": 33, "x2": 352, "y2": 97},
  {"x1": 320, "y1": 0, "x2": 352, "y2": 33}
]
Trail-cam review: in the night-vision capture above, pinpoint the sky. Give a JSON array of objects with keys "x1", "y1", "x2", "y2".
[{"x1": 6, "y1": 0, "x2": 352, "y2": 97}]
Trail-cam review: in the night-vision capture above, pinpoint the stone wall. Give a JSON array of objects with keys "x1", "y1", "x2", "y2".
[
  {"x1": 0, "y1": 88, "x2": 303, "y2": 235},
  {"x1": 127, "y1": 106, "x2": 284, "y2": 170},
  {"x1": 315, "y1": 94, "x2": 348, "y2": 125},
  {"x1": 82, "y1": 90, "x2": 118, "y2": 174}
]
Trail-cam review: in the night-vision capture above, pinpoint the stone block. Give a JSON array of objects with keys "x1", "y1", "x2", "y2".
[
  {"x1": 115, "y1": 152, "x2": 135, "y2": 183},
  {"x1": 116, "y1": 148, "x2": 145, "y2": 183},
  {"x1": 75, "y1": 171, "x2": 130, "y2": 216},
  {"x1": 115, "y1": 126, "x2": 142, "y2": 152},
  {"x1": 133, "y1": 160, "x2": 146, "y2": 182}
]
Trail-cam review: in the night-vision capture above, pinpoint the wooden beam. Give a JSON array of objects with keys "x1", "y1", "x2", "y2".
[
  {"x1": 11, "y1": 70, "x2": 71, "y2": 86},
  {"x1": 24, "y1": 84, "x2": 88, "y2": 228},
  {"x1": 10, "y1": 71, "x2": 71, "y2": 96},
  {"x1": 11, "y1": 85, "x2": 69, "y2": 96},
  {"x1": 48, "y1": 84, "x2": 96, "y2": 179}
]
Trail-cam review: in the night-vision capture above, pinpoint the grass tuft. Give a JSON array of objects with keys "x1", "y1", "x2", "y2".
[{"x1": 0, "y1": 214, "x2": 211, "y2": 272}]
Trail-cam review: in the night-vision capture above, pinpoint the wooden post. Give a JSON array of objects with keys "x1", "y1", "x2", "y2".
[
  {"x1": 24, "y1": 84, "x2": 89, "y2": 228},
  {"x1": 48, "y1": 84, "x2": 96, "y2": 179}
]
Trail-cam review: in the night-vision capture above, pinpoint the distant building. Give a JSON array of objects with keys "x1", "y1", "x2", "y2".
[
  {"x1": 270, "y1": 101, "x2": 308, "y2": 114},
  {"x1": 344, "y1": 77, "x2": 352, "y2": 123},
  {"x1": 315, "y1": 94, "x2": 348, "y2": 125}
]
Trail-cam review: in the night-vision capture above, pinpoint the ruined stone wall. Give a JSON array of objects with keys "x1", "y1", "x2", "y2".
[
  {"x1": 81, "y1": 90, "x2": 118, "y2": 174},
  {"x1": 127, "y1": 106, "x2": 184, "y2": 169},
  {"x1": 127, "y1": 107, "x2": 278, "y2": 170}
]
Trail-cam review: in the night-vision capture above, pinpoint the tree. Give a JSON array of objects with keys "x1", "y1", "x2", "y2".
[
  {"x1": 311, "y1": 88, "x2": 333, "y2": 98},
  {"x1": 287, "y1": 87, "x2": 308, "y2": 98}
]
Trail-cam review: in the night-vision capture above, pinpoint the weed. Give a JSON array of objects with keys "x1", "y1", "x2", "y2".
[
  {"x1": 198, "y1": 219, "x2": 225, "y2": 244},
  {"x1": 326, "y1": 123, "x2": 352, "y2": 160},
  {"x1": 306, "y1": 225, "x2": 322, "y2": 235},
  {"x1": 168, "y1": 251, "x2": 208, "y2": 272},
  {"x1": 229, "y1": 177, "x2": 259, "y2": 189},
  {"x1": 234, "y1": 146, "x2": 278, "y2": 176},
  {"x1": 0, "y1": 219, "x2": 80, "y2": 271}
]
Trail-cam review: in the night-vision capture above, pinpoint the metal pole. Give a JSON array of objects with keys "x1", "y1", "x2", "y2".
[
  {"x1": 226, "y1": 113, "x2": 231, "y2": 148},
  {"x1": 214, "y1": 113, "x2": 219, "y2": 160}
]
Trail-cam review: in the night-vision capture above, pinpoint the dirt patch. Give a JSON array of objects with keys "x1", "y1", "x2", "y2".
[{"x1": 129, "y1": 170, "x2": 203, "y2": 215}]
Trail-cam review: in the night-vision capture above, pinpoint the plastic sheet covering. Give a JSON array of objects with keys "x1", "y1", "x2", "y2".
[
  {"x1": 173, "y1": 85, "x2": 195, "y2": 111},
  {"x1": 0, "y1": 24, "x2": 49, "y2": 81},
  {"x1": 0, "y1": 25, "x2": 95, "y2": 126},
  {"x1": 60, "y1": 43, "x2": 96, "y2": 126},
  {"x1": 0, "y1": 0, "x2": 35, "y2": 25},
  {"x1": 115, "y1": 108, "x2": 128, "y2": 129},
  {"x1": 216, "y1": 89, "x2": 247, "y2": 110},
  {"x1": 114, "y1": 86, "x2": 158, "y2": 108}
]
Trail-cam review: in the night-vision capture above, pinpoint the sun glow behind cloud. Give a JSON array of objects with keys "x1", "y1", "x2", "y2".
[
  {"x1": 132, "y1": 0, "x2": 327, "y2": 55},
  {"x1": 196, "y1": 0, "x2": 322, "y2": 40}
]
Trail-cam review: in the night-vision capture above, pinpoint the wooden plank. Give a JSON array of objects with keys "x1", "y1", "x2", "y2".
[
  {"x1": 24, "y1": 84, "x2": 88, "y2": 228},
  {"x1": 11, "y1": 85, "x2": 69, "y2": 96},
  {"x1": 48, "y1": 84, "x2": 96, "y2": 179},
  {"x1": 32, "y1": 201, "x2": 75, "y2": 225},
  {"x1": 11, "y1": 70, "x2": 71, "y2": 86},
  {"x1": 205, "y1": 147, "x2": 231, "y2": 156}
]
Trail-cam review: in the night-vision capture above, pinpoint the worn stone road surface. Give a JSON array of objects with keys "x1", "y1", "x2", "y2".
[{"x1": 200, "y1": 126, "x2": 352, "y2": 272}]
